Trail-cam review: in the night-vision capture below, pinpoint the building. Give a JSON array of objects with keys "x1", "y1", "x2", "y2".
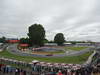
[
  {"x1": 63, "y1": 43, "x2": 72, "y2": 46},
  {"x1": 44, "y1": 43, "x2": 57, "y2": 46},
  {"x1": 7, "y1": 40, "x2": 20, "y2": 43},
  {"x1": 75, "y1": 43, "x2": 92, "y2": 47},
  {"x1": 0, "y1": 43, "x2": 3, "y2": 46},
  {"x1": 18, "y1": 44, "x2": 29, "y2": 51}
]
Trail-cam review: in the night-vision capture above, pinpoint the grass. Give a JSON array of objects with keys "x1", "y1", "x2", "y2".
[
  {"x1": 49, "y1": 50, "x2": 65, "y2": 54},
  {"x1": 0, "y1": 50, "x2": 93, "y2": 64},
  {"x1": 64, "y1": 46, "x2": 88, "y2": 51}
]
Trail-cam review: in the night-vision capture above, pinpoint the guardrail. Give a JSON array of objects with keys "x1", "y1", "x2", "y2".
[{"x1": 83, "y1": 50, "x2": 96, "y2": 66}]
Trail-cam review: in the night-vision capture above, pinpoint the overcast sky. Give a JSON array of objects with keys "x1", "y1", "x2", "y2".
[{"x1": 0, "y1": 0, "x2": 100, "y2": 41}]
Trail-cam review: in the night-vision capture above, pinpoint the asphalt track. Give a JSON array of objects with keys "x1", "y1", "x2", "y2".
[{"x1": 6, "y1": 44, "x2": 95, "y2": 57}]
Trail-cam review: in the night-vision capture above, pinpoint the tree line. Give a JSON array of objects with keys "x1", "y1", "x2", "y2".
[
  {"x1": 0, "y1": 23, "x2": 95, "y2": 47},
  {"x1": 20, "y1": 23, "x2": 65, "y2": 47}
]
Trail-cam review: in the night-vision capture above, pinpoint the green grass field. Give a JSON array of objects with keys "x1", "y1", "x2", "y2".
[
  {"x1": 64, "y1": 46, "x2": 88, "y2": 51},
  {"x1": 0, "y1": 50, "x2": 93, "y2": 64}
]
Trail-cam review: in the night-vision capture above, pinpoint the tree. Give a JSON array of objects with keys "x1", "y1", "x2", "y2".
[
  {"x1": 54, "y1": 33, "x2": 65, "y2": 46},
  {"x1": 48, "y1": 40, "x2": 54, "y2": 43},
  {"x1": 43, "y1": 38, "x2": 48, "y2": 43},
  {"x1": 70, "y1": 41, "x2": 76, "y2": 45},
  {"x1": 0, "y1": 36, "x2": 6, "y2": 43},
  {"x1": 20, "y1": 38, "x2": 29, "y2": 44},
  {"x1": 28, "y1": 24, "x2": 45, "y2": 46}
]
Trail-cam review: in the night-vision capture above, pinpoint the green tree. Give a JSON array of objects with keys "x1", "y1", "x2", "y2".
[
  {"x1": 28, "y1": 24, "x2": 45, "y2": 46},
  {"x1": 20, "y1": 38, "x2": 29, "y2": 44},
  {"x1": 70, "y1": 41, "x2": 76, "y2": 45},
  {"x1": 43, "y1": 38, "x2": 48, "y2": 43},
  {"x1": 48, "y1": 40, "x2": 54, "y2": 43},
  {"x1": 54, "y1": 33, "x2": 65, "y2": 46},
  {"x1": 0, "y1": 36, "x2": 6, "y2": 43}
]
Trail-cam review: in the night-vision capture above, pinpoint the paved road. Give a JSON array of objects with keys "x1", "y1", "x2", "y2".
[{"x1": 6, "y1": 44, "x2": 95, "y2": 57}]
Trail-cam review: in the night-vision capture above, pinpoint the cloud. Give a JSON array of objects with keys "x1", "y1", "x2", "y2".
[{"x1": 0, "y1": 0, "x2": 100, "y2": 42}]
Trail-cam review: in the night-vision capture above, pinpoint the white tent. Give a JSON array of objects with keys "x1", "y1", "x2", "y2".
[{"x1": 32, "y1": 60, "x2": 39, "y2": 63}]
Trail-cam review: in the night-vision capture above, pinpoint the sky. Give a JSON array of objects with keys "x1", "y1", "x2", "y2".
[{"x1": 0, "y1": 0, "x2": 100, "y2": 42}]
